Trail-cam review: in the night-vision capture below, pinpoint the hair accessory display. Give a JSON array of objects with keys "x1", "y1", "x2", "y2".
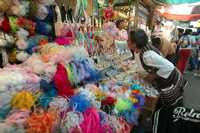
[{"x1": 0, "y1": 1, "x2": 162, "y2": 132}]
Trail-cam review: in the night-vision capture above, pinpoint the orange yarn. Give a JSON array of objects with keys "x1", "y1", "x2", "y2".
[{"x1": 26, "y1": 111, "x2": 55, "y2": 133}]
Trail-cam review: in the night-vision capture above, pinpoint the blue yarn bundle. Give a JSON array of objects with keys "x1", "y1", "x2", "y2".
[
  {"x1": 65, "y1": 60, "x2": 102, "y2": 86},
  {"x1": 0, "y1": 105, "x2": 11, "y2": 120},
  {"x1": 45, "y1": 6, "x2": 54, "y2": 23},
  {"x1": 26, "y1": 35, "x2": 48, "y2": 54},
  {"x1": 69, "y1": 92, "x2": 93, "y2": 112},
  {"x1": 26, "y1": 36, "x2": 38, "y2": 54},
  {"x1": 81, "y1": 59, "x2": 102, "y2": 82},
  {"x1": 40, "y1": 80, "x2": 57, "y2": 94},
  {"x1": 38, "y1": 80, "x2": 57, "y2": 109},
  {"x1": 133, "y1": 95, "x2": 145, "y2": 109},
  {"x1": 70, "y1": 62, "x2": 82, "y2": 84},
  {"x1": 35, "y1": 21, "x2": 52, "y2": 36}
]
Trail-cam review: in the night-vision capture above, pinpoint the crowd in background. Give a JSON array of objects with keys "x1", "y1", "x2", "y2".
[{"x1": 150, "y1": 25, "x2": 200, "y2": 77}]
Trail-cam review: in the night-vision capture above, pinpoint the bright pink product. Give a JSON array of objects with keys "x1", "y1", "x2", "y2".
[
  {"x1": 79, "y1": 108, "x2": 101, "y2": 133},
  {"x1": 55, "y1": 37, "x2": 73, "y2": 46},
  {"x1": 53, "y1": 63, "x2": 74, "y2": 97}
]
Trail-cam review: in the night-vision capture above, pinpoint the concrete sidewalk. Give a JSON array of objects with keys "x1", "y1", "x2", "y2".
[{"x1": 183, "y1": 72, "x2": 200, "y2": 111}]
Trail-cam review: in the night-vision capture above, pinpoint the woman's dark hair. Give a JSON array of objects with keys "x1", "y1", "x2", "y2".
[
  {"x1": 197, "y1": 28, "x2": 200, "y2": 34},
  {"x1": 129, "y1": 29, "x2": 148, "y2": 49},
  {"x1": 116, "y1": 20, "x2": 123, "y2": 29},
  {"x1": 184, "y1": 29, "x2": 192, "y2": 35},
  {"x1": 151, "y1": 36, "x2": 161, "y2": 49},
  {"x1": 178, "y1": 28, "x2": 184, "y2": 34}
]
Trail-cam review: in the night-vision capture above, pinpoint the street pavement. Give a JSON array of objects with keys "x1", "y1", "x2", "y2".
[{"x1": 183, "y1": 72, "x2": 200, "y2": 111}]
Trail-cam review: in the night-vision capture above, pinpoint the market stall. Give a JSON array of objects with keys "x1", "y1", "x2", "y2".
[{"x1": 0, "y1": 0, "x2": 161, "y2": 133}]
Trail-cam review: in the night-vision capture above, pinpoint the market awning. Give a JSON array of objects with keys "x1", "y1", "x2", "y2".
[
  {"x1": 157, "y1": 3, "x2": 200, "y2": 21},
  {"x1": 160, "y1": 13, "x2": 200, "y2": 21},
  {"x1": 154, "y1": 0, "x2": 200, "y2": 5}
]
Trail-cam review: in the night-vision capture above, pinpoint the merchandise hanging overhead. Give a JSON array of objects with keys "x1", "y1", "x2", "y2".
[{"x1": 154, "y1": 0, "x2": 200, "y2": 5}]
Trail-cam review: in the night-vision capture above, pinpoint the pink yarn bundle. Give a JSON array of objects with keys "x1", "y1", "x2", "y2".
[
  {"x1": 55, "y1": 37, "x2": 73, "y2": 46},
  {"x1": 5, "y1": 110, "x2": 30, "y2": 126},
  {"x1": 79, "y1": 108, "x2": 101, "y2": 133},
  {"x1": 53, "y1": 63, "x2": 74, "y2": 97}
]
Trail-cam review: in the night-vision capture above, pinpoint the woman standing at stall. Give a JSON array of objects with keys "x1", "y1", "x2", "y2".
[{"x1": 127, "y1": 29, "x2": 187, "y2": 133}]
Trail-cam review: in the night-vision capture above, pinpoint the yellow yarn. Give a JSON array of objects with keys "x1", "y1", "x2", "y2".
[
  {"x1": 11, "y1": 91, "x2": 35, "y2": 110},
  {"x1": 95, "y1": 90, "x2": 106, "y2": 101},
  {"x1": 129, "y1": 96, "x2": 138, "y2": 104},
  {"x1": 40, "y1": 44, "x2": 64, "y2": 56}
]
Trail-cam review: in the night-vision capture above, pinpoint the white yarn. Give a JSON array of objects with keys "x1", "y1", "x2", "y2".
[
  {"x1": 17, "y1": 28, "x2": 29, "y2": 39},
  {"x1": 49, "y1": 97, "x2": 69, "y2": 112},
  {"x1": 16, "y1": 39, "x2": 28, "y2": 50},
  {"x1": 16, "y1": 51, "x2": 29, "y2": 62},
  {"x1": 61, "y1": 111, "x2": 83, "y2": 133},
  {"x1": 36, "y1": 4, "x2": 48, "y2": 20},
  {"x1": 0, "y1": 39, "x2": 7, "y2": 47},
  {"x1": 4, "y1": 34, "x2": 15, "y2": 44},
  {"x1": 24, "y1": 54, "x2": 46, "y2": 74}
]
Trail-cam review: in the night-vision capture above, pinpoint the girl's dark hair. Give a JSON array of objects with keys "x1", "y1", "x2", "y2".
[
  {"x1": 178, "y1": 28, "x2": 184, "y2": 34},
  {"x1": 184, "y1": 29, "x2": 192, "y2": 35},
  {"x1": 129, "y1": 29, "x2": 148, "y2": 49},
  {"x1": 116, "y1": 20, "x2": 123, "y2": 29},
  {"x1": 151, "y1": 36, "x2": 161, "y2": 49}
]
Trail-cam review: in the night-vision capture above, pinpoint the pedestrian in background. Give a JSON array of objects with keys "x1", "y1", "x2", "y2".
[
  {"x1": 177, "y1": 29, "x2": 192, "y2": 74},
  {"x1": 151, "y1": 36, "x2": 177, "y2": 65}
]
